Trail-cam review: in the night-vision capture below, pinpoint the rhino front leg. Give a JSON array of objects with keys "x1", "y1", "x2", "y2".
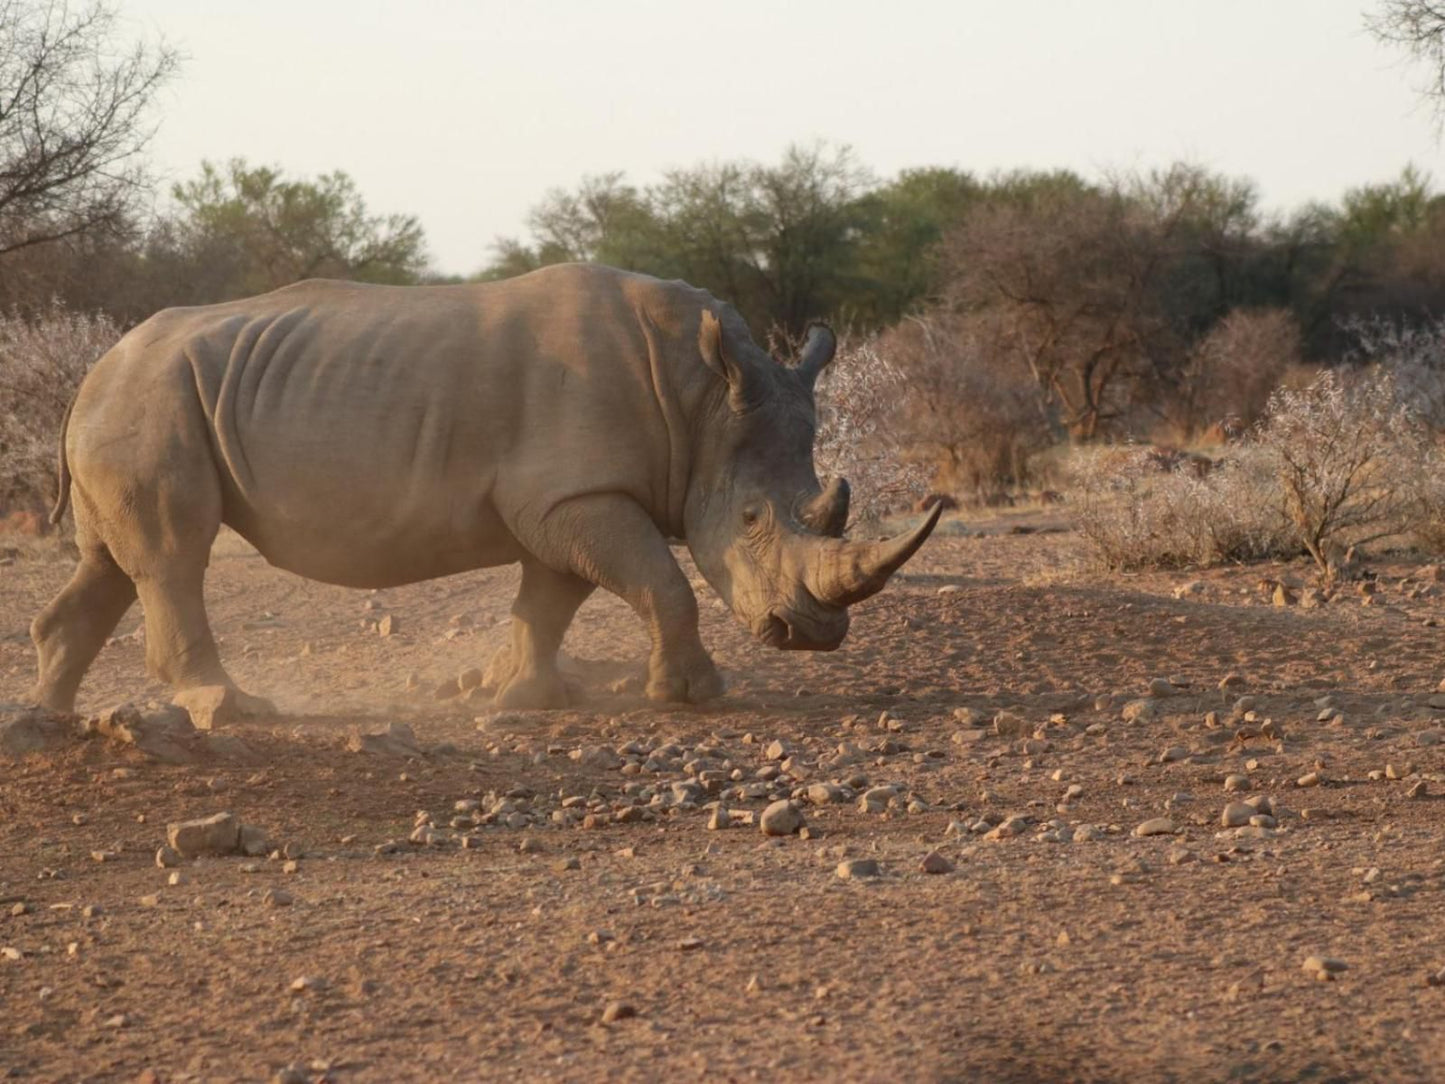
[
  {"x1": 524, "y1": 495, "x2": 724, "y2": 704},
  {"x1": 490, "y1": 559, "x2": 595, "y2": 709}
]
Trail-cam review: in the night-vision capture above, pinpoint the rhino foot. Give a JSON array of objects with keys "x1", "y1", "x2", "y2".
[
  {"x1": 645, "y1": 655, "x2": 725, "y2": 704},
  {"x1": 495, "y1": 670, "x2": 574, "y2": 711}
]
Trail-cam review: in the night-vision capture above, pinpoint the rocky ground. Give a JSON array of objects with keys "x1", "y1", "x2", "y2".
[{"x1": 4, "y1": 517, "x2": 1445, "y2": 1083}]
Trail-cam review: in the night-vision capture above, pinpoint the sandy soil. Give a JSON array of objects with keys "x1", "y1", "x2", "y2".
[{"x1": 4, "y1": 518, "x2": 1445, "y2": 1083}]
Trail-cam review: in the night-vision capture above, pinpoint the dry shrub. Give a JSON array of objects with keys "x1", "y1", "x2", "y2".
[
  {"x1": 812, "y1": 334, "x2": 929, "y2": 523},
  {"x1": 0, "y1": 301, "x2": 119, "y2": 517},
  {"x1": 1073, "y1": 368, "x2": 1424, "y2": 572},
  {"x1": 881, "y1": 314, "x2": 1051, "y2": 503},
  {"x1": 1349, "y1": 316, "x2": 1445, "y2": 431},
  {"x1": 1167, "y1": 308, "x2": 1300, "y2": 439},
  {"x1": 1070, "y1": 446, "x2": 1294, "y2": 569},
  {"x1": 1255, "y1": 370, "x2": 1423, "y2": 571}
]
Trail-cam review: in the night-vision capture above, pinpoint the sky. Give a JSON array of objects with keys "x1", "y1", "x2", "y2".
[{"x1": 120, "y1": 0, "x2": 1445, "y2": 276}]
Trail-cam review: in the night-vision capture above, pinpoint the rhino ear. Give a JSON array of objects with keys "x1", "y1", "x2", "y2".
[{"x1": 699, "y1": 310, "x2": 762, "y2": 412}]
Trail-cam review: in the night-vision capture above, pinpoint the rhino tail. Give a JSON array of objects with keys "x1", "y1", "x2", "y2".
[{"x1": 48, "y1": 394, "x2": 75, "y2": 527}]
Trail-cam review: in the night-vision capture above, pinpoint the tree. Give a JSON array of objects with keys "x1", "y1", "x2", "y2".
[
  {"x1": 0, "y1": 1, "x2": 177, "y2": 260},
  {"x1": 1368, "y1": 1, "x2": 1445, "y2": 119},
  {"x1": 483, "y1": 143, "x2": 875, "y2": 336},
  {"x1": 934, "y1": 178, "x2": 1167, "y2": 439},
  {"x1": 166, "y1": 159, "x2": 429, "y2": 299}
]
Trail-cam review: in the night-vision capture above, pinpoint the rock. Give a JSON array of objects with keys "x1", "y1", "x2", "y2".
[
  {"x1": 0, "y1": 708, "x2": 76, "y2": 757},
  {"x1": 91, "y1": 703, "x2": 201, "y2": 763},
  {"x1": 1147, "y1": 677, "x2": 1176, "y2": 698},
  {"x1": 1408, "y1": 780, "x2": 1429, "y2": 800},
  {"x1": 601, "y1": 1001, "x2": 636, "y2": 1024},
  {"x1": 1428, "y1": 693, "x2": 1445, "y2": 710},
  {"x1": 1302, "y1": 955, "x2": 1348, "y2": 981},
  {"x1": 167, "y1": 812, "x2": 240, "y2": 858},
  {"x1": 920, "y1": 851, "x2": 954, "y2": 874},
  {"x1": 986, "y1": 814, "x2": 1030, "y2": 840},
  {"x1": 806, "y1": 782, "x2": 845, "y2": 805},
  {"x1": 1120, "y1": 699, "x2": 1159, "y2": 725},
  {"x1": 263, "y1": 888, "x2": 294, "y2": 907},
  {"x1": 1223, "y1": 774, "x2": 1249, "y2": 793},
  {"x1": 836, "y1": 858, "x2": 880, "y2": 879},
  {"x1": 1296, "y1": 771, "x2": 1322, "y2": 788},
  {"x1": 377, "y1": 614, "x2": 397, "y2": 637},
  {"x1": 706, "y1": 803, "x2": 732, "y2": 830},
  {"x1": 1173, "y1": 581, "x2": 1204, "y2": 600},
  {"x1": 765, "y1": 739, "x2": 788, "y2": 761},
  {"x1": 171, "y1": 685, "x2": 262, "y2": 730},
  {"x1": 1133, "y1": 818, "x2": 1176, "y2": 838},
  {"x1": 347, "y1": 722, "x2": 422, "y2": 757},
  {"x1": 1159, "y1": 745, "x2": 1189, "y2": 764},
  {"x1": 572, "y1": 745, "x2": 621, "y2": 771},
  {"x1": 1273, "y1": 583, "x2": 1296, "y2": 607},
  {"x1": 858, "y1": 786, "x2": 896, "y2": 814},
  {"x1": 1221, "y1": 803, "x2": 1254, "y2": 828},
  {"x1": 993, "y1": 711, "x2": 1031, "y2": 738},
  {"x1": 155, "y1": 845, "x2": 184, "y2": 869},
  {"x1": 759, "y1": 800, "x2": 805, "y2": 837},
  {"x1": 457, "y1": 667, "x2": 483, "y2": 692},
  {"x1": 237, "y1": 824, "x2": 271, "y2": 857}
]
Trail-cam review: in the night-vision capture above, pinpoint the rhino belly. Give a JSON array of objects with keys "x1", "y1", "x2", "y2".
[{"x1": 221, "y1": 492, "x2": 525, "y2": 589}]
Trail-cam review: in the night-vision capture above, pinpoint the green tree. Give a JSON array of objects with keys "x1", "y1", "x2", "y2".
[
  {"x1": 483, "y1": 143, "x2": 875, "y2": 336},
  {"x1": 168, "y1": 159, "x2": 428, "y2": 300}
]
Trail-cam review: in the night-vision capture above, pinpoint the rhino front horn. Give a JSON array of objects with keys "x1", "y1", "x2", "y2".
[{"x1": 806, "y1": 502, "x2": 943, "y2": 608}]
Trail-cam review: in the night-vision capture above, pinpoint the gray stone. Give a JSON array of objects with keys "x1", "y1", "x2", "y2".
[
  {"x1": 759, "y1": 800, "x2": 805, "y2": 837},
  {"x1": 806, "y1": 782, "x2": 845, "y2": 805},
  {"x1": 167, "y1": 812, "x2": 240, "y2": 858},
  {"x1": 155, "y1": 845, "x2": 184, "y2": 869},
  {"x1": 836, "y1": 858, "x2": 880, "y2": 879},
  {"x1": 1121, "y1": 699, "x2": 1159, "y2": 724},
  {"x1": 1302, "y1": 955, "x2": 1348, "y2": 980},
  {"x1": 347, "y1": 722, "x2": 422, "y2": 757},
  {"x1": 920, "y1": 850, "x2": 954, "y2": 874},
  {"x1": 238, "y1": 824, "x2": 271, "y2": 857},
  {"x1": 1133, "y1": 818, "x2": 1176, "y2": 838},
  {"x1": 1221, "y1": 802, "x2": 1254, "y2": 828}
]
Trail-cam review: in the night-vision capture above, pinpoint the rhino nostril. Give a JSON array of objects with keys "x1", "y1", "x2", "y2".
[{"x1": 759, "y1": 613, "x2": 789, "y2": 647}]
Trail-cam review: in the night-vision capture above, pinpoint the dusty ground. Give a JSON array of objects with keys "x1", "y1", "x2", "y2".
[{"x1": 4, "y1": 516, "x2": 1445, "y2": 1083}]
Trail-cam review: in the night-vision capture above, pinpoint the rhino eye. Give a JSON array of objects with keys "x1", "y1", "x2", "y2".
[{"x1": 741, "y1": 506, "x2": 760, "y2": 527}]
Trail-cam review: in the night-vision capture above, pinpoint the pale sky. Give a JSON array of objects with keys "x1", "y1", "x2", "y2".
[{"x1": 121, "y1": 0, "x2": 1445, "y2": 276}]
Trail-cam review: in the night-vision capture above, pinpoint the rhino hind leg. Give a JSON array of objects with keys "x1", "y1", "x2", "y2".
[
  {"x1": 520, "y1": 495, "x2": 724, "y2": 705},
  {"x1": 30, "y1": 547, "x2": 138, "y2": 713},
  {"x1": 75, "y1": 432, "x2": 270, "y2": 713},
  {"x1": 492, "y1": 559, "x2": 594, "y2": 710}
]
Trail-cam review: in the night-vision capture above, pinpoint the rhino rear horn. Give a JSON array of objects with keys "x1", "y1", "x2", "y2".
[
  {"x1": 806, "y1": 503, "x2": 943, "y2": 607},
  {"x1": 800, "y1": 477, "x2": 850, "y2": 538}
]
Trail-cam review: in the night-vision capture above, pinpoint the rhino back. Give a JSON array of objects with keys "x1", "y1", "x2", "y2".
[{"x1": 81, "y1": 266, "x2": 713, "y2": 587}]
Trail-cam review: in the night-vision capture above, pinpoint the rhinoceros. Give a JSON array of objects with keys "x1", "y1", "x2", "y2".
[{"x1": 30, "y1": 263, "x2": 939, "y2": 713}]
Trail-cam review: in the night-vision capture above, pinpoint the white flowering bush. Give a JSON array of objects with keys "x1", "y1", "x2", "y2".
[
  {"x1": 812, "y1": 335, "x2": 928, "y2": 523},
  {"x1": 1254, "y1": 370, "x2": 1423, "y2": 571},
  {"x1": 1073, "y1": 369, "x2": 1427, "y2": 572},
  {"x1": 0, "y1": 302, "x2": 119, "y2": 517}
]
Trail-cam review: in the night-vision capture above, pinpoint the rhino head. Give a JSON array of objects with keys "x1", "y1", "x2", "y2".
[{"x1": 684, "y1": 310, "x2": 941, "y2": 651}]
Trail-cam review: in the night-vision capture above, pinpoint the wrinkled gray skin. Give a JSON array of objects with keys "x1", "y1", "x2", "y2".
[{"x1": 30, "y1": 264, "x2": 939, "y2": 713}]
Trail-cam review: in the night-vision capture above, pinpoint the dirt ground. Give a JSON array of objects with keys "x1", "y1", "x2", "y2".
[{"x1": 4, "y1": 516, "x2": 1445, "y2": 1083}]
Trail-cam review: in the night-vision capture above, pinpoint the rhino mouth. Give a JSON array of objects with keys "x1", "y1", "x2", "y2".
[{"x1": 755, "y1": 608, "x2": 848, "y2": 651}]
